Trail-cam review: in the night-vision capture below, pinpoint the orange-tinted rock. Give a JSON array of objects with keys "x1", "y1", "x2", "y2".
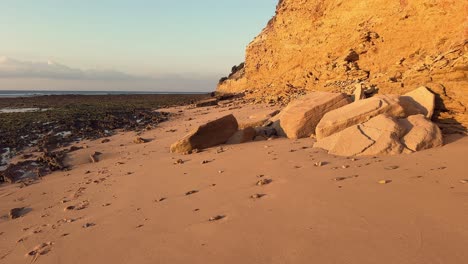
[
  {"x1": 400, "y1": 86, "x2": 435, "y2": 119},
  {"x1": 278, "y1": 92, "x2": 351, "y2": 139},
  {"x1": 315, "y1": 114, "x2": 406, "y2": 156},
  {"x1": 170, "y1": 114, "x2": 238, "y2": 153},
  {"x1": 316, "y1": 95, "x2": 406, "y2": 139},
  {"x1": 399, "y1": 115, "x2": 443, "y2": 151},
  {"x1": 216, "y1": 0, "x2": 467, "y2": 131},
  {"x1": 227, "y1": 127, "x2": 257, "y2": 144}
]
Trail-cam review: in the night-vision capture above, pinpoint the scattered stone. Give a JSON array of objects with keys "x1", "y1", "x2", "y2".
[
  {"x1": 170, "y1": 114, "x2": 238, "y2": 154},
  {"x1": 341, "y1": 165, "x2": 349, "y2": 169},
  {"x1": 101, "y1": 139, "x2": 111, "y2": 144},
  {"x1": 256, "y1": 178, "x2": 272, "y2": 186},
  {"x1": 89, "y1": 152, "x2": 101, "y2": 163},
  {"x1": 201, "y1": 160, "x2": 210, "y2": 164},
  {"x1": 9, "y1": 207, "x2": 25, "y2": 219},
  {"x1": 460, "y1": 179, "x2": 468, "y2": 184},
  {"x1": 385, "y1": 166, "x2": 399, "y2": 170},
  {"x1": 174, "y1": 159, "x2": 184, "y2": 165},
  {"x1": 133, "y1": 137, "x2": 148, "y2": 144},
  {"x1": 314, "y1": 161, "x2": 324, "y2": 167},
  {"x1": 209, "y1": 215, "x2": 225, "y2": 222}
]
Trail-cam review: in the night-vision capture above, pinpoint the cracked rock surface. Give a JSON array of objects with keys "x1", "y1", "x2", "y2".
[{"x1": 314, "y1": 114, "x2": 442, "y2": 156}]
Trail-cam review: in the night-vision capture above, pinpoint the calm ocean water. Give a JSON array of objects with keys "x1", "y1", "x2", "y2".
[{"x1": 0, "y1": 90, "x2": 208, "y2": 98}]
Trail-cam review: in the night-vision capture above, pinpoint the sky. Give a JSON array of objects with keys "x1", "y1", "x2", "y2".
[{"x1": 0, "y1": 0, "x2": 277, "y2": 91}]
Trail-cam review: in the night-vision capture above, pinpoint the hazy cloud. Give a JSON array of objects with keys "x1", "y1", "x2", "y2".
[
  {"x1": 0, "y1": 57, "x2": 218, "y2": 92},
  {"x1": 0, "y1": 56, "x2": 143, "y2": 80}
]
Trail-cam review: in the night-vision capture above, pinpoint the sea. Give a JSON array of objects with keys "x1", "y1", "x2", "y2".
[{"x1": 0, "y1": 90, "x2": 208, "y2": 98}]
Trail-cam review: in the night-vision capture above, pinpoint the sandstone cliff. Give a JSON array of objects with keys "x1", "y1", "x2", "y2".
[{"x1": 217, "y1": 0, "x2": 467, "y2": 133}]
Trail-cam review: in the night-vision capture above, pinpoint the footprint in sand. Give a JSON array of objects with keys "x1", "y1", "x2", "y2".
[
  {"x1": 250, "y1": 194, "x2": 266, "y2": 199},
  {"x1": 185, "y1": 190, "x2": 199, "y2": 196},
  {"x1": 256, "y1": 179, "x2": 272, "y2": 186},
  {"x1": 82, "y1": 223, "x2": 95, "y2": 228},
  {"x1": 333, "y1": 175, "x2": 359, "y2": 182},
  {"x1": 27, "y1": 242, "x2": 53, "y2": 261},
  {"x1": 64, "y1": 200, "x2": 89, "y2": 211},
  {"x1": 209, "y1": 215, "x2": 225, "y2": 222}
]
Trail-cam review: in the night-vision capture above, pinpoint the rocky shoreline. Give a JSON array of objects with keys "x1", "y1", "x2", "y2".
[{"x1": 0, "y1": 93, "x2": 210, "y2": 183}]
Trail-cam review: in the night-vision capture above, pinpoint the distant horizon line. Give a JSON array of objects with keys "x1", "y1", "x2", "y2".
[{"x1": 0, "y1": 89, "x2": 212, "y2": 98}]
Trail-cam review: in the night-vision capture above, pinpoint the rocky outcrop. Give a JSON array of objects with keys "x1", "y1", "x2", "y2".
[
  {"x1": 314, "y1": 114, "x2": 442, "y2": 156},
  {"x1": 278, "y1": 92, "x2": 351, "y2": 138},
  {"x1": 170, "y1": 114, "x2": 238, "y2": 153},
  {"x1": 217, "y1": 0, "x2": 467, "y2": 133}
]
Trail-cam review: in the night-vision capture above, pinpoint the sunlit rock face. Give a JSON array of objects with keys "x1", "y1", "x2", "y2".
[{"x1": 217, "y1": 0, "x2": 467, "y2": 133}]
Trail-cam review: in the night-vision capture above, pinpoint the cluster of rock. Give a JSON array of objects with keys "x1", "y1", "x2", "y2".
[
  {"x1": 171, "y1": 87, "x2": 443, "y2": 157},
  {"x1": 217, "y1": 0, "x2": 467, "y2": 133}
]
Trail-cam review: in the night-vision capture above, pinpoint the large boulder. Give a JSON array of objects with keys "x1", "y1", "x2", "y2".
[
  {"x1": 314, "y1": 114, "x2": 406, "y2": 156},
  {"x1": 170, "y1": 114, "x2": 238, "y2": 153},
  {"x1": 314, "y1": 114, "x2": 443, "y2": 156},
  {"x1": 315, "y1": 95, "x2": 415, "y2": 139},
  {"x1": 399, "y1": 115, "x2": 443, "y2": 151},
  {"x1": 278, "y1": 92, "x2": 351, "y2": 139},
  {"x1": 400, "y1": 86, "x2": 436, "y2": 119}
]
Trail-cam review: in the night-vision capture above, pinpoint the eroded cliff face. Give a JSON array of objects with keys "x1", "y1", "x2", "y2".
[{"x1": 218, "y1": 0, "x2": 467, "y2": 133}]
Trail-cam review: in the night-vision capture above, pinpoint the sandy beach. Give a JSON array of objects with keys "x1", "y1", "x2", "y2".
[{"x1": 1, "y1": 101, "x2": 467, "y2": 264}]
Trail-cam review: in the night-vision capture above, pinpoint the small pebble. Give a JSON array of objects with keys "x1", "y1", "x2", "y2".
[{"x1": 378, "y1": 180, "x2": 392, "y2": 184}]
